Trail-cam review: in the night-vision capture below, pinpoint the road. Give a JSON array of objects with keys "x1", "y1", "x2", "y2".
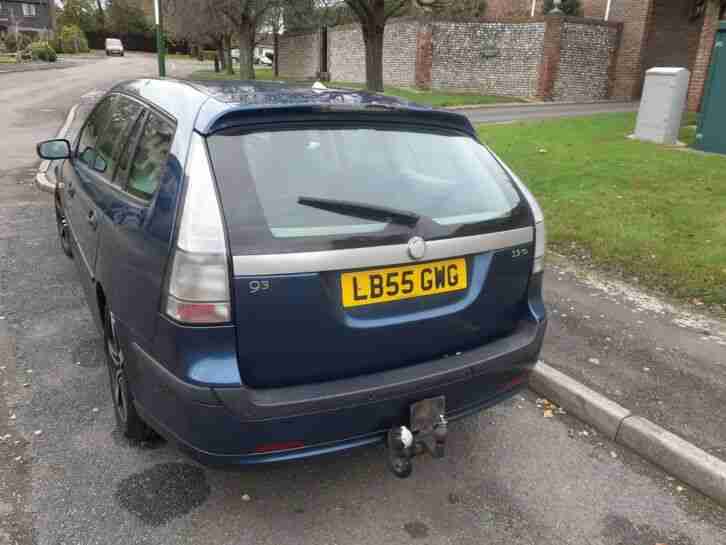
[
  {"x1": 1, "y1": 54, "x2": 725, "y2": 545},
  {"x1": 461, "y1": 101, "x2": 638, "y2": 124}
]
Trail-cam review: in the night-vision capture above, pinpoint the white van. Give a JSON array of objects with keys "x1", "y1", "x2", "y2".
[{"x1": 105, "y1": 38, "x2": 124, "y2": 57}]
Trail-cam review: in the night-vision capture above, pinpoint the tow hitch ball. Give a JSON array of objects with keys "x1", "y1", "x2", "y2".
[{"x1": 386, "y1": 414, "x2": 448, "y2": 478}]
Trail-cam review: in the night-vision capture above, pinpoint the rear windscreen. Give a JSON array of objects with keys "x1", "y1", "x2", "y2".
[{"x1": 208, "y1": 126, "x2": 528, "y2": 254}]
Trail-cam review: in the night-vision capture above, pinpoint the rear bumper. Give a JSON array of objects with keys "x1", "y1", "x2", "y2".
[{"x1": 127, "y1": 316, "x2": 546, "y2": 465}]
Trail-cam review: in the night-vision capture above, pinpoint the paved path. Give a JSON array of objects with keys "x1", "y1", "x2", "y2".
[
  {"x1": 542, "y1": 255, "x2": 726, "y2": 462},
  {"x1": 461, "y1": 101, "x2": 639, "y2": 124},
  {"x1": 1, "y1": 55, "x2": 725, "y2": 545}
]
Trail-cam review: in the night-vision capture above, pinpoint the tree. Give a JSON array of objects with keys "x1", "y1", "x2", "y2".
[
  {"x1": 166, "y1": 0, "x2": 235, "y2": 74},
  {"x1": 219, "y1": 0, "x2": 278, "y2": 79},
  {"x1": 56, "y1": 0, "x2": 100, "y2": 32},
  {"x1": 341, "y1": 0, "x2": 412, "y2": 92},
  {"x1": 542, "y1": 0, "x2": 581, "y2": 16},
  {"x1": 107, "y1": 0, "x2": 151, "y2": 34}
]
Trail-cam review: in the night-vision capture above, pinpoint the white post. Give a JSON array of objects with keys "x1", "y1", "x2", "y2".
[
  {"x1": 531, "y1": 0, "x2": 537, "y2": 17},
  {"x1": 604, "y1": 0, "x2": 613, "y2": 21},
  {"x1": 154, "y1": 0, "x2": 160, "y2": 25}
]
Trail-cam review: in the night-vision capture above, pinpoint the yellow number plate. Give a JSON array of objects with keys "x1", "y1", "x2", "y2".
[{"x1": 340, "y1": 258, "x2": 468, "y2": 308}]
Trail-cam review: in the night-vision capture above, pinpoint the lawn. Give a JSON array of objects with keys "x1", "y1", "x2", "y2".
[
  {"x1": 189, "y1": 67, "x2": 520, "y2": 107},
  {"x1": 477, "y1": 113, "x2": 726, "y2": 310}
]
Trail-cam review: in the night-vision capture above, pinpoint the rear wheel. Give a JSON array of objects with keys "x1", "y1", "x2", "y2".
[{"x1": 103, "y1": 307, "x2": 152, "y2": 440}]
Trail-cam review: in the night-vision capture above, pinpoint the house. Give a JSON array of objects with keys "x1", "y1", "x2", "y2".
[
  {"x1": 486, "y1": 0, "x2": 726, "y2": 110},
  {"x1": 0, "y1": 0, "x2": 52, "y2": 38}
]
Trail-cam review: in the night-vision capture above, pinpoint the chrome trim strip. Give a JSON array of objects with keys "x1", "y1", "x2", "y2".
[{"x1": 233, "y1": 226, "x2": 533, "y2": 276}]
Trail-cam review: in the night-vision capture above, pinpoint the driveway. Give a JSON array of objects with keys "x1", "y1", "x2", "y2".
[{"x1": 1, "y1": 55, "x2": 725, "y2": 545}]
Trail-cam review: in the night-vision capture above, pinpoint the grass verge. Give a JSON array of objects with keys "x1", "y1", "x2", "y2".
[
  {"x1": 477, "y1": 113, "x2": 726, "y2": 310},
  {"x1": 189, "y1": 67, "x2": 520, "y2": 106}
]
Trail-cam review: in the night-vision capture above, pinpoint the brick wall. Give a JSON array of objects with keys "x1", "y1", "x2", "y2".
[
  {"x1": 537, "y1": 16, "x2": 563, "y2": 99},
  {"x1": 278, "y1": 31, "x2": 320, "y2": 80},
  {"x1": 608, "y1": 0, "x2": 655, "y2": 99},
  {"x1": 522, "y1": 0, "x2": 609, "y2": 17},
  {"x1": 687, "y1": 0, "x2": 721, "y2": 111},
  {"x1": 430, "y1": 20, "x2": 547, "y2": 98},
  {"x1": 643, "y1": 0, "x2": 704, "y2": 73},
  {"x1": 327, "y1": 19, "x2": 419, "y2": 86},
  {"x1": 279, "y1": 15, "x2": 622, "y2": 103},
  {"x1": 553, "y1": 20, "x2": 621, "y2": 100},
  {"x1": 581, "y1": 0, "x2": 609, "y2": 18},
  {"x1": 487, "y1": 0, "x2": 536, "y2": 17}
]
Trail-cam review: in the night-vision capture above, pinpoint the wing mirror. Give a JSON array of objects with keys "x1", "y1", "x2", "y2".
[
  {"x1": 37, "y1": 139, "x2": 71, "y2": 160},
  {"x1": 93, "y1": 155, "x2": 108, "y2": 173}
]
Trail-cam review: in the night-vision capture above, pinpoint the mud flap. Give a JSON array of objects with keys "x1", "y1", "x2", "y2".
[{"x1": 387, "y1": 396, "x2": 448, "y2": 478}]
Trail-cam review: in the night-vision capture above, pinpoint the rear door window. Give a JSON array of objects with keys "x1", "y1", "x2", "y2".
[
  {"x1": 208, "y1": 125, "x2": 527, "y2": 255},
  {"x1": 95, "y1": 96, "x2": 143, "y2": 184},
  {"x1": 126, "y1": 113, "x2": 174, "y2": 200},
  {"x1": 76, "y1": 96, "x2": 115, "y2": 172}
]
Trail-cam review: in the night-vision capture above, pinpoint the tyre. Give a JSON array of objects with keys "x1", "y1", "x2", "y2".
[
  {"x1": 55, "y1": 198, "x2": 73, "y2": 258},
  {"x1": 103, "y1": 307, "x2": 153, "y2": 440}
]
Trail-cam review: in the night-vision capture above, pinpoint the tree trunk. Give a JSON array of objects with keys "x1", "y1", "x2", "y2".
[
  {"x1": 236, "y1": 21, "x2": 255, "y2": 80},
  {"x1": 217, "y1": 39, "x2": 226, "y2": 71},
  {"x1": 224, "y1": 34, "x2": 234, "y2": 76},
  {"x1": 362, "y1": 19, "x2": 385, "y2": 92},
  {"x1": 273, "y1": 32, "x2": 279, "y2": 77},
  {"x1": 95, "y1": 0, "x2": 104, "y2": 26}
]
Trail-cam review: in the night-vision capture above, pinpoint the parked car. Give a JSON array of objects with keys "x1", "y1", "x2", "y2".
[
  {"x1": 37, "y1": 79, "x2": 546, "y2": 474},
  {"x1": 254, "y1": 55, "x2": 272, "y2": 66},
  {"x1": 105, "y1": 38, "x2": 124, "y2": 56},
  {"x1": 231, "y1": 49, "x2": 273, "y2": 66}
]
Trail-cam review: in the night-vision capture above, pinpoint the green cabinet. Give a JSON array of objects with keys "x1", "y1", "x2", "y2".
[{"x1": 695, "y1": 22, "x2": 726, "y2": 154}]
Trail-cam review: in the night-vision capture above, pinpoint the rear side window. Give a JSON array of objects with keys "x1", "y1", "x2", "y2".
[
  {"x1": 127, "y1": 113, "x2": 174, "y2": 200},
  {"x1": 208, "y1": 126, "x2": 524, "y2": 254}
]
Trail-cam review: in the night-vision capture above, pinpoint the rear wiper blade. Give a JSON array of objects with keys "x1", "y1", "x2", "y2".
[{"x1": 297, "y1": 196, "x2": 420, "y2": 227}]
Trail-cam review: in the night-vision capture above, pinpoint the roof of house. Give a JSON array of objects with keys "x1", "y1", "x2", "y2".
[{"x1": 110, "y1": 78, "x2": 475, "y2": 136}]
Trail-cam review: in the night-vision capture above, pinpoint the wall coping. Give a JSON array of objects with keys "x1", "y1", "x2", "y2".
[
  {"x1": 313, "y1": 14, "x2": 622, "y2": 32},
  {"x1": 556, "y1": 15, "x2": 623, "y2": 30},
  {"x1": 280, "y1": 29, "x2": 320, "y2": 38}
]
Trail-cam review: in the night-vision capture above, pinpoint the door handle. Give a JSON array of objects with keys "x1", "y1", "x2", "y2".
[{"x1": 87, "y1": 210, "x2": 98, "y2": 230}]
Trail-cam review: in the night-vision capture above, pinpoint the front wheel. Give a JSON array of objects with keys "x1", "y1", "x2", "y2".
[
  {"x1": 104, "y1": 307, "x2": 153, "y2": 440},
  {"x1": 55, "y1": 199, "x2": 73, "y2": 258}
]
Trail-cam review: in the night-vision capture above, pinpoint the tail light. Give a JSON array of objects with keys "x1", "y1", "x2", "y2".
[
  {"x1": 533, "y1": 220, "x2": 546, "y2": 274},
  {"x1": 164, "y1": 133, "x2": 231, "y2": 324}
]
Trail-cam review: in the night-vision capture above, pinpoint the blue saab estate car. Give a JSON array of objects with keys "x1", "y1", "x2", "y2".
[{"x1": 37, "y1": 79, "x2": 546, "y2": 475}]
